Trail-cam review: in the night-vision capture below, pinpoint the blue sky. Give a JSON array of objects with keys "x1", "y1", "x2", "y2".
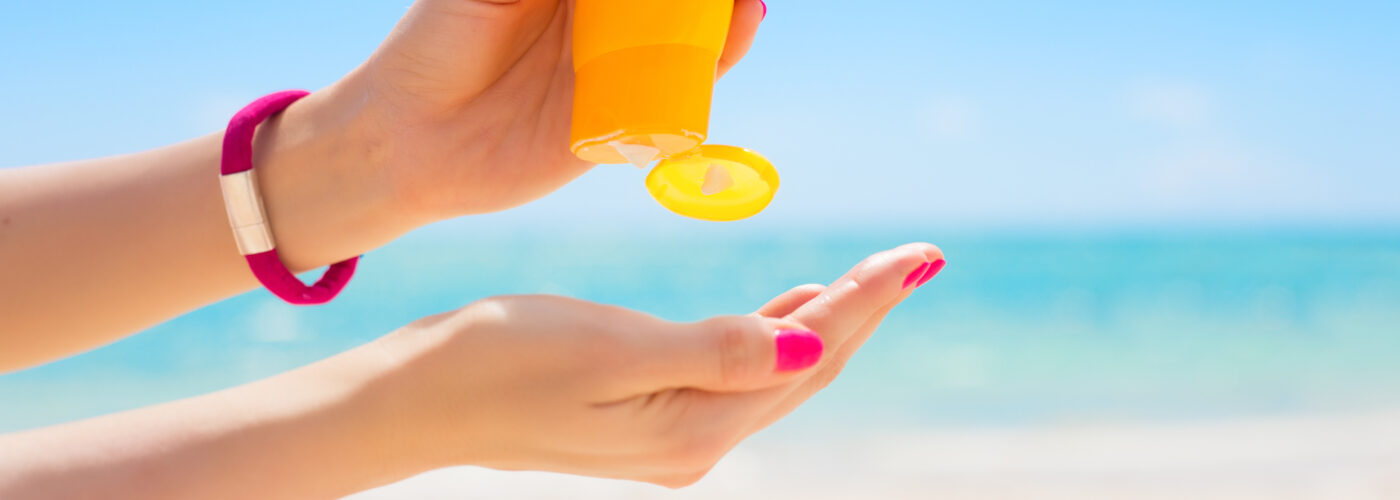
[{"x1": 2, "y1": 0, "x2": 1397, "y2": 230}]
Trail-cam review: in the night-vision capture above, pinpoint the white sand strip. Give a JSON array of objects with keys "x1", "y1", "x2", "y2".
[{"x1": 347, "y1": 410, "x2": 1400, "y2": 500}]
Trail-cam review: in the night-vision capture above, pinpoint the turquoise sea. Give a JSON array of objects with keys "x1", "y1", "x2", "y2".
[{"x1": 4, "y1": 226, "x2": 1400, "y2": 434}]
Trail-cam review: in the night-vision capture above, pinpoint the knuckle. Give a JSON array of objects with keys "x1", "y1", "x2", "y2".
[
  {"x1": 848, "y1": 254, "x2": 899, "y2": 295},
  {"x1": 842, "y1": 249, "x2": 928, "y2": 301},
  {"x1": 706, "y1": 317, "x2": 756, "y2": 388},
  {"x1": 459, "y1": 295, "x2": 513, "y2": 324}
]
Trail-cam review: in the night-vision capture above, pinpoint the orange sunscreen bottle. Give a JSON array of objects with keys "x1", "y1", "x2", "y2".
[{"x1": 571, "y1": 0, "x2": 778, "y2": 221}]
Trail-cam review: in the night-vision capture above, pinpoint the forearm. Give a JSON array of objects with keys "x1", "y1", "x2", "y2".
[
  {"x1": 0, "y1": 341, "x2": 421, "y2": 500},
  {"x1": 0, "y1": 78, "x2": 414, "y2": 371}
]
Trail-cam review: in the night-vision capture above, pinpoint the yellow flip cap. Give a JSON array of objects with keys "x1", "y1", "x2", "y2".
[{"x1": 645, "y1": 145, "x2": 779, "y2": 222}]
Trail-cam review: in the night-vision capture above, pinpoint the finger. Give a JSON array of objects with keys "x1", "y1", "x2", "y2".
[
  {"x1": 786, "y1": 243, "x2": 944, "y2": 352},
  {"x1": 717, "y1": 0, "x2": 765, "y2": 78},
  {"x1": 806, "y1": 256, "x2": 945, "y2": 380},
  {"x1": 754, "y1": 284, "x2": 826, "y2": 318},
  {"x1": 635, "y1": 315, "x2": 824, "y2": 393},
  {"x1": 635, "y1": 243, "x2": 940, "y2": 456},
  {"x1": 747, "y1": 296, "x2": 904, "y2": 434},
  {"x1": 750, "y1": 255, "x2": 947, "y2": 434},
  {"x1": 695, "y1": 244, "x2": 946, "y2": 434}
]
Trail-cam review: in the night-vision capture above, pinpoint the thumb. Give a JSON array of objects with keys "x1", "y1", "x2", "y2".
[{"x1": 649, "y1": 316, "x2": 824, "y2": 392}]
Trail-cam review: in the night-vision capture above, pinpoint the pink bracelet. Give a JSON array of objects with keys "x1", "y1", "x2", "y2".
[{"x1": 219, "y1": 90, "x2": 359, "y2": 305}]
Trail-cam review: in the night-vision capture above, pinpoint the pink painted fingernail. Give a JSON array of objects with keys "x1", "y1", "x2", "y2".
[
  {"x1": 775, "y1": 329, "x2": 822, "y2": 372},
  {"x1": 759, "y1": 0, "x2": 768, "y2": 19},
  {"x1": 903, "y1": 262, "x2": 931, "y2": 289},
  {"x1": 916, "y1": 259, "x2": 946, "y2": 288}
]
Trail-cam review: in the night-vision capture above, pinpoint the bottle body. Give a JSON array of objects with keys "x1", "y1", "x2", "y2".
[{"x1": 571, "y1": 0, "x2": 733, "y2": 165}]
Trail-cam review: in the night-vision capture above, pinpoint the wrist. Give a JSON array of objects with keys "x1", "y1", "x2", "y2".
[
  {"x1": 246, "y1": 82, "x2": 413, "y2": 271},
  {"x1": 356, "y1": 313, "x2": 497, "y2": 471}
]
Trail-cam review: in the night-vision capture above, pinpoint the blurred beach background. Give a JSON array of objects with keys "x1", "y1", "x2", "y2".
[{"x1": 2, "y1": 1, "x2": 1398, "y2": 498}]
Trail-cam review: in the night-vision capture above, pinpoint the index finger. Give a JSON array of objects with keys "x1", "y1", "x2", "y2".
[
  {"x1": 717, "y1": 0, "x2": 765, "y2": 78},
  {"x1": 662, "y1": 242, "x2": 944, "y2": 442},
  {"x1": 787, "y1": 242, "x2": 943, "y2": 346}
]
